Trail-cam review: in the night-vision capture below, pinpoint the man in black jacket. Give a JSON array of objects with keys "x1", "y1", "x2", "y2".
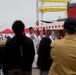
[{"x1": 3, "y1": 20, "x2": 35, "y2": 75}]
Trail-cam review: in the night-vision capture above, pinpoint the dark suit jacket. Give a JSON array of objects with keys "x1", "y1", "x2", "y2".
[{"x1": 3, "y1": 35, "x2": 35, "y2": 75}]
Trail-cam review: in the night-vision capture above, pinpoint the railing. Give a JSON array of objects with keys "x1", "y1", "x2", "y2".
[
  {"x1": 39, "y1": 6, "x2": 67, "y2": 12},
  {"x1": 40, "y1": 0, "x2": 69, "y2": 3}
]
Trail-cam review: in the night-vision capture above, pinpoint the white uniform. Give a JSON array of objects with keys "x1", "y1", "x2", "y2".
[
  {"x1": 49, "y1": 35, "x2": 57, "y2": 42},
  {"x1": 26, "y1": 33, "x2": 38, "y2": 68},
  {"x1": 38, "y1": 35, "x2": 45, "y2": 44}
]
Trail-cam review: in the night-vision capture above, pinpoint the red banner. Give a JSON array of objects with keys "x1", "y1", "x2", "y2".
[{"x1": 68, "y1": 5, "x2": 76, "y2": 18}]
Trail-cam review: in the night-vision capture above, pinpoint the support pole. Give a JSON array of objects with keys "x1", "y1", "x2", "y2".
[
  {"x1": 36, "y1": 0, "x2": 39, "y2": 26},
  {"x1": 41, "y1": 1, "x2": 44, "y2": 25}
]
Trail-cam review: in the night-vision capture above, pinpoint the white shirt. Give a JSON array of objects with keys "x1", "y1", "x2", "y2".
[
  {"x1": 26, "y1": 33, "x2": 37, "y2": 54},
  {"x1": 49, "y1": 35, "x2": 57, "y2": 42},
  {"x1": 38, "y1": 35, "x2": 45, "y2": 43}
]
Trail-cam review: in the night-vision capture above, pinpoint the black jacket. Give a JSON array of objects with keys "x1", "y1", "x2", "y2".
[
  {"x1": 3, "y1": 35, "x2": 35, "y2": 73},
  {"x1": 0, "y1": 46, "x2": 4, "y2": 69},
  {"x1": 37, "y1": 37, "x2": 52, "y2": 71}
]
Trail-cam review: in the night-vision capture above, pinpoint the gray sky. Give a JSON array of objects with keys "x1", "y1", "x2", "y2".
[{"x1": 0, "y1": 0, "x2": 76, "y2": 30}]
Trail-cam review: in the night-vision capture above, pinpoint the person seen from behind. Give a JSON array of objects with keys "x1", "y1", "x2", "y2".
[
  {"x1": 48, "y1": 18, "x2": 76, "y2": 75},
  {"x1": 3, "y1": 20, "x2": 35, "y2": 75},
  {"x1": 37, "y1": 37, "x2": 52, "y2": 75}
]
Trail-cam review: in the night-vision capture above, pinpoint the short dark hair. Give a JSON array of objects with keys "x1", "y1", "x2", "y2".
[
  {"x1": 12, "y1": 20, "x2": 25, "y2": 35},
  {"x1": 37, "y1": 37, "x2": 52, "y2": 70},
  {"x1": 29, "y1": 27, "x2": 33, "y2": 30},
  {"x1": 64, "y1": 18, "x2": 76, "y2": 34},
  {"x1": 39, "y1": 37, "x2": 52, "y2": 49}
]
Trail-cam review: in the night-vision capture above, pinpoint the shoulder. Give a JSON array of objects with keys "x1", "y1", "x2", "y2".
[
  {"x1": 51, "y1": 39, "x2": 64, "y2": 56},
  {"x1": 51, "y1": 39, "x2": 62, "y2": 46},
  {"x1": 25, "y1": 36, "x2": 33, "y2": 43},
  {"x1": 26, "y1": 33, "x2": 30, "y2": 37},
  {"x1": 26, "y1": 36, "x2": 31, "y2": 40},
  {"x1": 5, "y1": 37, "x2": 14, "y2": 46},
  {"x1": 51, "y1": 39, "x2": 63, "y2": 47}
]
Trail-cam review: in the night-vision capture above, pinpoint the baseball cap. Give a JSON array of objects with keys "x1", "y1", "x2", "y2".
[{"x1": 64, "y1": 18, "x2": 76, "y2": 32}]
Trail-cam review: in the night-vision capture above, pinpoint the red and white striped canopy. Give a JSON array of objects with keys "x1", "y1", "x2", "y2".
[{"x1": 35, "y1": 21, "x2": 64, "y2": 30}]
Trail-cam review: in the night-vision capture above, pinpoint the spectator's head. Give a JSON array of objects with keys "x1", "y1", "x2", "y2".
[
  {"x1": 38, "y1": 37, "x2": 52, "y2": 52},
  {"x1": 51, "y1": 30, "x2": 55, "y2": 36},
  {"x1": 60, "y1": 36, "x2": 63, "y2": 39},
  {"x1": 29, "y1": 27, "x2": 34, "y2": 34},
  {"x1": 64, "y1": 18, "x2": 76, "y2": 34},
  {"x1": 12, "y1": 20, "x2": 25, "y2": 35}
]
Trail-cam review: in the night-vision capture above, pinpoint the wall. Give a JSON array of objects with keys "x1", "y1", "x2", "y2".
[{"x1": 68, "y1": 4, "x2": 76, "y2": 18}]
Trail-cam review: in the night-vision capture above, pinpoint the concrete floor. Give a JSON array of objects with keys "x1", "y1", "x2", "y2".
[
  {"x1": 32, "y1": 69, "x2": 39, "y2": 75},
  {"x1": 0, "y1": 69, "x2": 39, "y2": 75}
]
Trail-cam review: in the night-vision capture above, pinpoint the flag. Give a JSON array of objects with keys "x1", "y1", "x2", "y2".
[
  {"x1": 36, "y1": 28, "x2": 40, "y2": 35},
  {"x1": 43, "y1": 27, "x2": 46, "y2": 35}
]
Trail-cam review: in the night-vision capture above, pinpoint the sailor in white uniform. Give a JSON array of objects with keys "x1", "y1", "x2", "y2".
[
  {"x1": 49, "y1": 31, "x2": 57, "y2": 42},
  {"x1": 38, "y1": 30, "x2": 45, "y2": 43},
  {"x1": 26, "y1": 27, "x2": 38, "y2": 68}
]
